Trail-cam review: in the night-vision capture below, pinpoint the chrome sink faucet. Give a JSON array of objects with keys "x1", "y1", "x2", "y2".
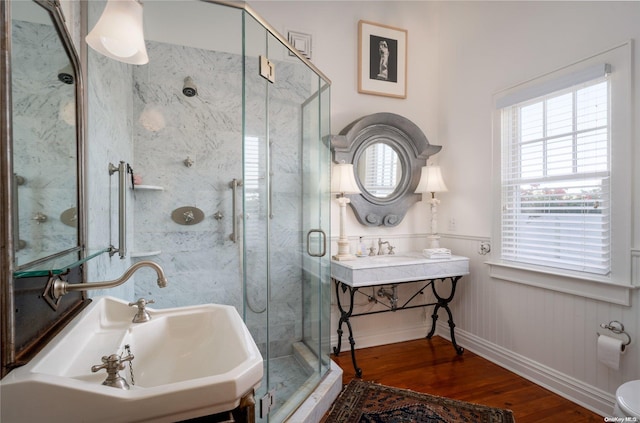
[
  {"x1": 47, "y1": 260, "x2": 168, "y2": 300},
  {"x1": 378, "y1": 238, "x2": 389, "y2": 255}
]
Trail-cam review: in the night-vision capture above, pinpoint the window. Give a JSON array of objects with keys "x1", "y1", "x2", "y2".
[
  {"x1": 501, "y1": 77, "x2": 610, "y2": 275},
  {"x1": 360, "y1": 143, "x2": 400, "y2": 197},
  {"x1": 490, "y1": 42, "x2": 634, "y2": 304}
]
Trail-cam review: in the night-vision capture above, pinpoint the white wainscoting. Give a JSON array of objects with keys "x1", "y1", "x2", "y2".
[
  {"x1": 439, "y1": 233, "x2": 639, "y2": 417},
  {"x1": 436, "y1": 322, "x2": 615, "y2": 416}
]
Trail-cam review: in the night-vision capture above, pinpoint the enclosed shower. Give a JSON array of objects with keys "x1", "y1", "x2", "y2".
[{"x1": 87, "y1": 1, "x2": 332, "y2": 421}]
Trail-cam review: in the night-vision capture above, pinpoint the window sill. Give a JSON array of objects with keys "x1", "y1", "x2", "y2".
[{"x1": 486, "y1": 260, "x2": 637, "y2": 306}]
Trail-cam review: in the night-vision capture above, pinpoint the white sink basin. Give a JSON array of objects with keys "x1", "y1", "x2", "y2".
[{"x1": 0, "y1": 296, "x2": 263, "y2": 422}]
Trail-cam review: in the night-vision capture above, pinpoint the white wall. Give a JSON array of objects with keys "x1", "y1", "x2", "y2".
[
  {"x1": 253, "y1": 1, "x2": 437, "y2": 132},
  {"x1": 251, "y1": 0, "x2": 639, "y2": 416},
  {"x1": 432, "y1": 1, "x2": 640, "y2": 415}
]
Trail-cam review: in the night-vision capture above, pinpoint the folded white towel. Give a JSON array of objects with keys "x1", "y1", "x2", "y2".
[
  {"x1": 423, "y1": 248, "x2": 452, "y2": 259},
  {"x1": 423, "y1": 248, "x2": 451, "y2": 255}
]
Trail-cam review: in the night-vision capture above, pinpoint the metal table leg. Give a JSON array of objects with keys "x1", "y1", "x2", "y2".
[
  {"x1": 426, "y1": 276, "x2": 464, "y2": 355},
  {"x1": 332, "y1": 280, "x2": 362, "y2": 377}
]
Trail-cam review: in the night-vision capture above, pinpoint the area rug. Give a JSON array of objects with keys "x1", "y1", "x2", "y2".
[{"x1": 324, "y1": 379, "x2": 515, "y2": 423}]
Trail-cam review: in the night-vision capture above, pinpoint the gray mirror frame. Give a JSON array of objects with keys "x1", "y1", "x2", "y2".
[{"x1": 332, "y1": 113, "x2": 441, "y2": 227}]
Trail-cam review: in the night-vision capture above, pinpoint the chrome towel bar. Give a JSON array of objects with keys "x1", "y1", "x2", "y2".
[{"x1": 108, "y1": 161, "x2": 129, "y2": 259}]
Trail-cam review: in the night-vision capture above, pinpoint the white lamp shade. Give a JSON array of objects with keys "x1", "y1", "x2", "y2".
[
  {"x1": 415, "y1": 166, "x2": 448, "y2": 193},
  {"x1": 331, "y1": 163, "x2": 361, "y2": 195},
  {"x1": 86, "y1": 0, "x2": 149, "y2": 65}
]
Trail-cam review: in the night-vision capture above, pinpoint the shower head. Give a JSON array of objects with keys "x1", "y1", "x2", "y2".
[
  {"x1": 58, "y1": 64, "x2": 74, "y2": 84},
  {"x1": 183, "y1": 76, "x2": 197, "y2": 97}
]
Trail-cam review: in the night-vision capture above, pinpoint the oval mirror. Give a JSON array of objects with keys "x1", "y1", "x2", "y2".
[
  {"x1": 356, "y1": 142, "x2": 402, "y2": 199},
  {"x1": 332, "y1": 113, "x2": 442, "y2": 227}
]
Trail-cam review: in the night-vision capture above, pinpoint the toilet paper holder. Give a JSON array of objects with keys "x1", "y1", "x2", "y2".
[{"x1": 598, "y1": 320, "x2": 631, "y2": 352}]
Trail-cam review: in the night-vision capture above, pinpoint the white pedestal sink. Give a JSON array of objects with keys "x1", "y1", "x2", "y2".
[{"x1": 0, "y1": 296, "x2": 263, "y2": 422}]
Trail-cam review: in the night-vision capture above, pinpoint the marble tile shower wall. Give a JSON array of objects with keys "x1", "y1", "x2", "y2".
[
  {"x1": 130, "y1": 40, "x2": 244, "y2": 311},
  {"x1": 86, "y1": 0, "x2": 136, "y2": 299},
  {"x1": 131, "y1": 40, "x2": 311, "y2": 358}
]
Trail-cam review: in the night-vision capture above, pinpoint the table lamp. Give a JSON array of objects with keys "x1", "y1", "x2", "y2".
[
  {"x1": 331, "y1": 163, "x2": 361, "y2": 261},
  {"x1": 415, "y1": 165, "x2": 448, "y2": 249}
]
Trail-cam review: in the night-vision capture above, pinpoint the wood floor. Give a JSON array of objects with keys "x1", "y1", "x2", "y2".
[{"x1": 330, "y1": 336, "x2": 604, "y2": 422}]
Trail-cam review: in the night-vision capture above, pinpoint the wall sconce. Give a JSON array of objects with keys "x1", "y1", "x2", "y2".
[
  {"x1": 415, "y1": 165, "x2": 448, "y2": 249},
  {"x1": 86, "y1": 0, "x2": 149, "y2": 65},
  {"x1": 331, "y1": 163, "x2": 361, "y2": 261}
]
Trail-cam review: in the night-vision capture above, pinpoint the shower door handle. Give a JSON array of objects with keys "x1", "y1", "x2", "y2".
[
  {"x1": 229, "y1": 178, "x2": 242, "y2": 243},
  {"x1": 306, "y1": 229, "x2": 327, "y2": 257}
]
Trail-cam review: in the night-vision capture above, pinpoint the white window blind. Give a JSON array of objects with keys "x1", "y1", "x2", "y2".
[
  {"x1": 362, "y1": 143, "x2": 399, "y2": 197},
  {"x1": 500, "y1": 74, "x2": 610, "y2": 275},
  {"x1": 244, "y1": 136, "x2": 265, "y2": 249}
]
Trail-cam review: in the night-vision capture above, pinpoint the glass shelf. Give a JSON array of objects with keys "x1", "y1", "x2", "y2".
[{"x1": 13, "y1": 247, "x2": 111, "y2": 278}]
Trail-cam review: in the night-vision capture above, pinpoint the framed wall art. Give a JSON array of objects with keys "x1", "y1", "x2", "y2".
[{"x1": 358, "y1": 20, "x2": 407, "y2": 99}]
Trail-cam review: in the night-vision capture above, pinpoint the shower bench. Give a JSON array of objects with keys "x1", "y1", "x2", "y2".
[{"x1": 331, "y1": 252, "x2": 470, "y2": 377}]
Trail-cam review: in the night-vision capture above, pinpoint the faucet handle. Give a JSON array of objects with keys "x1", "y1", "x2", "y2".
[
  {"x1": 129, "y1": 298, "x2": 154, "y2": 308},
  {"x1": 388, "y1": 245, "x2": 395, "y2": 255},
  {"x1": 91, "y1": 354, "x2": 116, "y2": 373},
  {"x1": 128, "y1": 298, "x2": 154, "y2": 323},
  {"x1": 91, "y1": 353, "x2": 134, "y2": 390},
  {"x1": 91, "y1": 353, "x2": 134, "y2": 372}
]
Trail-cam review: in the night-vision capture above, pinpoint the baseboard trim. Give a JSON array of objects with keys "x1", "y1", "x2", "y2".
[{"x1": 435, "y1": 322, "x2": 615, "y2": 417}]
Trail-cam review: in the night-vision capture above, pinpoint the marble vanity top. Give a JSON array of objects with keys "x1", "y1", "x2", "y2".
[{"x1": 331, "y1": 252, "x2": 469, "y2": 287}]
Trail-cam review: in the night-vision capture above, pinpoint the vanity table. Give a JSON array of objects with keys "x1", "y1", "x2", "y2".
[{"x1": 331, "y1": 252, "x2": 469, "y2": 377}]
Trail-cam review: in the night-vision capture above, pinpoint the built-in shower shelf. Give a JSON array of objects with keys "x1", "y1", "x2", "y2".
[
  {"x1": 133, "y1": 185, "x2": 164, "y2": 191},
  {"x1": 130, "y1": 250, "x2": 162, "y2": 258}
]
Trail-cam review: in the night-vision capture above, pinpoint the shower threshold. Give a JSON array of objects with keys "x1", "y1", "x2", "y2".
[{"x1": 257, "y1": 342, "x2": 342, "y2": 423}]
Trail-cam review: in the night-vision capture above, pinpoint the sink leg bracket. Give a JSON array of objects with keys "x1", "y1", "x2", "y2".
[
  {"x1": 332, "y1": 276, "x2": 464, "y2": 377},
  {"x1": 233, "y1": 390, "x2": 257, "y2": 423}
]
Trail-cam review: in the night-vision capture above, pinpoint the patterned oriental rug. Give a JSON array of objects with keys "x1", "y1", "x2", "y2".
[{"x1": 324, "y1": 380, "x2": 515, "y2": 423}]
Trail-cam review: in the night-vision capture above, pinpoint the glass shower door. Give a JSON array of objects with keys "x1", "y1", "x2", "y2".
[{"x1": 243, "y1": 13, "x2": 331, "y2": 422}]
